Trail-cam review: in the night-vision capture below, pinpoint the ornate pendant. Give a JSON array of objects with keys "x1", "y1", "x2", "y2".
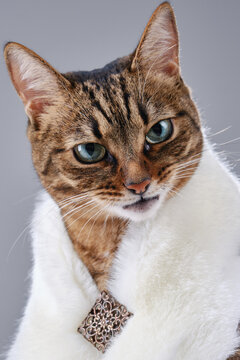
[{"x1": 78, "y1": 290, "x2": 133, "y2": 353}]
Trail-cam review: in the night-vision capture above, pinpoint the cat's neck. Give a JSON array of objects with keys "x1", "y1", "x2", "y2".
[{"x1": 61, "y1": 204, "x2": 127, "y2": 290}]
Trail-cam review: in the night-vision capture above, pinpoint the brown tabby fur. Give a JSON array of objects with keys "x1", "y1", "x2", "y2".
[
  {"x1": 27, "y1": 59, "x2": 202, "y2": 290},
  {"x1": 228, "y1": 351, "x2": 240, "y2": 360},
  {"x1": 4, "y1": 2, "x2": 203, "y2": 290}
]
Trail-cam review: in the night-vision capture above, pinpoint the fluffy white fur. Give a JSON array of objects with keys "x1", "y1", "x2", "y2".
[{"x1": 6, "y1": 142, "x2": 240, "y2": 360}]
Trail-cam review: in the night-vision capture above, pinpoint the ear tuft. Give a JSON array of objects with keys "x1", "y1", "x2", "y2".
[
  {"x1": 4, "y1": 42, "x2": 67, "y2": 122},
  {"x1": 131, "y1": 2, "x2": 179, "y2": 77}
]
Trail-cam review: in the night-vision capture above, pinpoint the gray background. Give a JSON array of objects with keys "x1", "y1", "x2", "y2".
[{"x1": 1, "y1": 0, "x2": 240, "y2": 355}]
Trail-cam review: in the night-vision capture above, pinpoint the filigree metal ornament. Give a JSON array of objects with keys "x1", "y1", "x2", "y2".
[{"x1": 78, "y1": 290, "x2": 133, "y2": 353}]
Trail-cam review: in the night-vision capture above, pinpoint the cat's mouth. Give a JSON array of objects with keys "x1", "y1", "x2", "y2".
[{"x1": 123, "y1": 195, "x2": 159, "y2": 212}]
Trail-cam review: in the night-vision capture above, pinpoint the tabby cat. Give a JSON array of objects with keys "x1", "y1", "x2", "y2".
[{"x1": 4, "y1": 2, "x2": 240, "y2": 360}]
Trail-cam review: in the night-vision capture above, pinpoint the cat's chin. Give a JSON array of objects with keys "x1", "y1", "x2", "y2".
[{"x1": 110, "y1": 194, "x2": 165, "y2": 222}]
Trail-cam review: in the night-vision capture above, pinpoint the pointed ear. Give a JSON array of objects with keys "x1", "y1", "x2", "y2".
[
  {"x1": 131, "y1": 2, "x2": 179, "y2": 77},
  {"x1": 4, "y1": 42, "x2": 69, "y2": 123}
]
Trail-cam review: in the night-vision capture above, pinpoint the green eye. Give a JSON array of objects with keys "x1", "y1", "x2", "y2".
[
  {"x1": 74, "y1": 143, "x2": 106, "y2": 163},
  {"x1": 146, "y1": 119, "x2": 173, "y2": 144}
]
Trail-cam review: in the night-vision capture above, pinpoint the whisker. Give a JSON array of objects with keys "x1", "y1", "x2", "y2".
[
  {"x1": 60, "y1": 199, "x2": 94, "y2": 220},
  {"x1": 7, "y1": 223, "x2": 32, "y2": 261},
  {"x1": 57, "y1": 192, "x2": 90, "y2": 206},
  {"x1": 76, "y1": 203, "x2": 109, "y2": 241},
  {"x1": 7, "y1": 191, "x2": 96, "y2": 260},
  {"x1": 216, "y1": 136, "x2": 240, "y2": 147},
  {"x1": 207, "y1": 126, "x2": 232, "y2": 138},
  {"x1": 64, "y1": 201, "x2": 100, "y2": 231},
  {"x1": 166, "y1": 186, "x2": 183, "y2": 199},
  {"x1": 175, "y1": 166, "x2": 198, "y2": 176},
  {"x1": 173, "y1": 175, "x2": 194, "y2": 181},
  {"x1": 174, "y1": 161, "x2": 200, "y2": 172},
  {"x1": 85, "y1": 203, "x2": 111, "y2": 243}
]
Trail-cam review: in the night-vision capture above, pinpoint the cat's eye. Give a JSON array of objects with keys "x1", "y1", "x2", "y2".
[
  {"x1": 73, "y1": 143, "x2": 106, "y2": 163},
  {"x1": 146, "y1": 119, "x2": 173, "y2": 144}
]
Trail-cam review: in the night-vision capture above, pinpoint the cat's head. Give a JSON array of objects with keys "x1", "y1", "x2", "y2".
[{"x1": 4, "y1": 2, "x2": 203, "y2": 222}]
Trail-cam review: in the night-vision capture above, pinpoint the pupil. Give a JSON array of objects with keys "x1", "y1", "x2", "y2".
[
  {"x1": 153, "y1": 123, "x2": 162, "y2": 136},
  {"x1": 86, "y1": 143, "x2": 95, "y2": 156}
]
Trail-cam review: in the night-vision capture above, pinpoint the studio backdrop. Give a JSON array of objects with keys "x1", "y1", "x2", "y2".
[{"x1": 1, "y1": 0, "x2": 240, "y2": 353}]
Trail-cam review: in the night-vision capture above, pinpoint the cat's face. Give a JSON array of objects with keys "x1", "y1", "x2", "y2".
[{"x1": 4, "y1": 2, "x2": 203, "y2": 222}]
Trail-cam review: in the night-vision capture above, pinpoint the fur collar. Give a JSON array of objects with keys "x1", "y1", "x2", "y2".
[{"x1": 7, "y1": 144, "x2": 240, "y2": 360}]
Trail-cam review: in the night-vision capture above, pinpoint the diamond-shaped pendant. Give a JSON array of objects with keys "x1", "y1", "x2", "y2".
[{"x1": 78, "y1": 291, "x2": 133, "y2": 353}]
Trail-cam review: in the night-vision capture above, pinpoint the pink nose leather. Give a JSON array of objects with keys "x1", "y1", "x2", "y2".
[{"x1": 125, "y1": 179, "x2": 151, "y2": 194}]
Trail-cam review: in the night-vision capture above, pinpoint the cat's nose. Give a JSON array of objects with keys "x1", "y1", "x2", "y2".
[{"x1": 124, "y1": 178, "x2": 151, "y2": 195}]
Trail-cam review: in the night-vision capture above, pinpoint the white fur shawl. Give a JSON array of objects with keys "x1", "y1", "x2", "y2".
[{"x1": 6, "y1": 144, "x2": 240, "y2": 360}]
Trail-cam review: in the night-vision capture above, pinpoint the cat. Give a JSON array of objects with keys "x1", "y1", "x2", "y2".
[{"x1": 4, "y1": 1, "x2": 240, "y2": 359}]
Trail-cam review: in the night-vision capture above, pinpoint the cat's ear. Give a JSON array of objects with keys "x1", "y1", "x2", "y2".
[
  {"x1": 4, "y1": 42, "x2": 69, "y2": 123},
  {"x1": 131, "y1": 2, "x2": 179, "y2": 77}
]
